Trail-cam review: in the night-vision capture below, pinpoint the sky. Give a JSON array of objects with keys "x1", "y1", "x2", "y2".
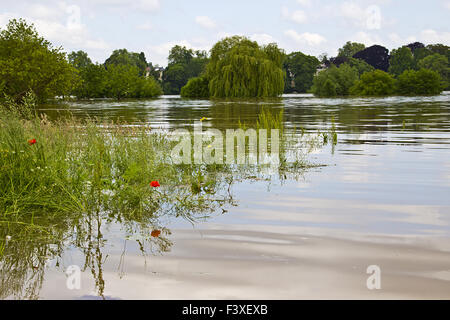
[{"x1": 0, "y1": 0, "x2": 449, "y2": 66}]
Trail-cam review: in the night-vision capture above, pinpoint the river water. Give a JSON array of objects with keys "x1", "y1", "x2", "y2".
[{"x1": 2, "y1": 93, "x2": 450, "y2": 299}]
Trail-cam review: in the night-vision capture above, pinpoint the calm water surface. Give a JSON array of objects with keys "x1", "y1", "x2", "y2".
[{"x1": 2, "y1": 93, "x2": 450, "y2": 299}]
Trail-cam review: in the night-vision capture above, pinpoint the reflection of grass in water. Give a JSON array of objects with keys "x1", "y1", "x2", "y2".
[{"x1": 0, "y1": 98, "x2": 333, "y2": 299}]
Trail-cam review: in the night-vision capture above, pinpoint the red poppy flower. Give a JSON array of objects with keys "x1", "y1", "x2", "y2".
[
  {"x1": 28, "y1": 139, "x2": 37, "y2": 145},
  {"x1": 150, "y1": 181, "x2": 160, "y2": 187},
  {"x1": 151, "y1": 230, "x2": 161, "y2": 238}
]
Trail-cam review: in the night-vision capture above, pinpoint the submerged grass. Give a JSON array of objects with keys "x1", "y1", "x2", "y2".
[{"x1": 0, "y1": 97, "x2": 234, "y2": 221}]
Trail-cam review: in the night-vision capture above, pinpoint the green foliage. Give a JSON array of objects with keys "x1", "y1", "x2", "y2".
[
  {"x1": 163, "y1": 46, "x2": 208, "y2": 95},
  {"x1": 105, "y1": 64, "x2": 141, "y2": 100},
  {"x1": 163, "y1": 64, "x2": 189, "y2": 94},
  {"x1": 0, "y1": 19, "x2": 77, "y2": 102},
  {"x1": 311, "y1": 64, "x2": 359, "y2": 97},
  {"x1": 72, "y1": 63, "x2": 107, "y2": 98},
  {"x1": 322, "y1": 79, "x2": 337, "y2": 97},
  {"x1": 105, "y1": 64, "x2": 161, "y2": 100},
  {"x1": 338, "y1": 41, "x2": 366, "y2": 58},
  {"x1": 206, "y1": 36, "x2": 285, "y2": 98},
  {"x1": 180, "y1": 76, "x2": 209, "y2": 98},
  {"x1": 389, "y1": 46, "x2": 415, "y2": 76},
  {"x1": 283, "y1": 51, "x2": 320, "y2": 93},
  {"x1": 417, "y1": 53, "x2": 450, "y2": 89},
  {"x1": 413, "y1": 47, "x2": 433, "y2": 67},
  {"x1": 427, "y1": 44, "x2": 450, "y2": 61},
  {"x1": 396, "y1": 68, "x2": 442, "y2": 95},
  {"x1": 105, "y1": 49, "x2": 149, "y2": 76},
  {"x1": 350, "y1": 70, "x2": 396, "y2": 96},
  {"x1": 68, "y1": 50, "x2": 92, "y2": 70},
  {"x1": 347, "y1": 57, "x2": 375, "y2": 76},
  {"x1": 135, "y1": 76, "x2": 163, "y2": 98}
]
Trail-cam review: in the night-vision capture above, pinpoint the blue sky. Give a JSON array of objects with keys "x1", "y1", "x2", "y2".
[{"x1": 1, "y1": 0, "x2": 449, "y2": 66}]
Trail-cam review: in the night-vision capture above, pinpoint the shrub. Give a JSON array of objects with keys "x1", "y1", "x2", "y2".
[
  {"x1": 350, "y1": 70, "x2": 396, "y2": 96},
  {"x1": 180, "y1": 77, "x2": 209, "y2": 98},
  {"x1": 396, "y1": 68, "x2": 443, "y2": 95}
]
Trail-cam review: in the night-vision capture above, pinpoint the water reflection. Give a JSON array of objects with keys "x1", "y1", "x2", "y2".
[{"x1": 2, "y1": 93, "x2": 449, "y2": 299}]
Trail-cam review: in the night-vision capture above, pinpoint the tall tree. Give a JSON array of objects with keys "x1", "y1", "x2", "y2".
[
  {"x1": 105, "y1": 49, "x2": 149, "y2": 76},
  {"x1": 353, "y1": 45, "x2": 390, "y2": 72},
  {"x1": 338, "y1": 41, "x2": 366, "y2": 58},
  {"x1": 206, "y1": 36, "x2": 285, "y2": 98},
  {"x1": 389, "y1": 46, "x2": 415, "y2": 76},
  {"x1": 163, "y1": 46, "x2": 208, "y2": 94},
  {"x1": 283, "y1": 51, "x2": 320, "y2": 93},
  {"x1": 0, "y1": 19, "x2": 76, "y2": 102},
  {"x1": 68, "y1": 50, "x2": 93, "y2": 70}
]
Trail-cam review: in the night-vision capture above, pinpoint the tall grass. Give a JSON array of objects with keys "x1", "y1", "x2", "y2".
[{"x1": 0, "y1": 96, "x2": 233, "y2": 221}]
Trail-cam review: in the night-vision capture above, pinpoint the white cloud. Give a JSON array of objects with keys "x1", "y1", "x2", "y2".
[
  {"x1": 296, "y1": 0, "x2": 312, "y2": 7},
  {"x1": 195, "y1": 16, "x2": 216, "y2": 29},
  {"x1": 250, "y1": 33, "x2": 277, "y2": 45},
  {"x1": 419, "y1": 29, "x2": 450, "y2": 44},
  {"x1": 0, "y1": 7, "x2": 111, "y2": 63},
  {"x1": 444, "y1": 1, "x2": 450, "y2": 10},
  {"x1": 282, "y1": 6, "x2": 308, "y2": 24},
  {"x1": 148, "y1": 40, "x2": 211, "y2": 66},
  {"x1": 338, "y1": 2, "x2": 382, "y2": 30},
  {"x1": 88, "y1": 0, "x2": 160, "y2": 12},
  {"x1": 284, "y1": 29, "x2": 326, "y2": 46},
  {"x1": 137, "y1": 22, "x2": 153, "y2": 30}
]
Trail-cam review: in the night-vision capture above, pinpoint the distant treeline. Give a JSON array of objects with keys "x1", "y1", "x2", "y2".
[{"x1": 0, "y1": 19, "x2": 449, "y2": 103}]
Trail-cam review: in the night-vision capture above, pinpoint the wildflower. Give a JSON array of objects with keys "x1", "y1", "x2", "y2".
[
  {"x1": 6, "y1": 235, "x2": 11, "y2": 241},
  {"x1": 151, "y1": 230, "x2": 161, "y2": 238},
  {"x1": 150, "y1": 181, "x2": 160, "y2": 187},
  {"x1": 28, "y1": 139, "x2": 37, "y2": 145},
  {"x1": 200, "y1": 117, "x2": 207, "y2": 121}
]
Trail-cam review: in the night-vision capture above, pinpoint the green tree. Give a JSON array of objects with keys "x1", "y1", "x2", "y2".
[
  {"x1": 283, "y1": 51, "x2": 320, "y2": 93},
  {"x1": 68, "y1": 50, "x2": 93, "y2": 70},
  {"x1": 105, "y1": 49, "x2": 148, "y2": 76},
  {"x1": 417, "y1": 53, "x2": 449, "y2": 89},
  {"x1": 180, "y1": 76, "x2": 209, "y2": 98},
  {"x1": 72, "y1": 63, "x2": 107, "y2": 99},
  {"x1": 135, "y1": 76, "x2": 163, "y2": 98},
  {"x1": 163, "y1": 46, "x2": 208, "y2": 95},
  {"x1": 347, "y1": 57, "x2": 375, "y2": 76},
  {"x1": 311, "y1": 63, "x2": 359, "y2": 97},
  {"x1": 396, "y1": 68, "x2": 442, "y2": 95},
  {"x1": 162, "y1": 64, "x2": 188, "y2": 94},
  {"x1": 105, "y1": 64, "x2": 140, "y2": 100},
  {"x1": 427, "y1": 44, "x2": 450, "y2": 61},
  {"x1": 338, "y1": 41, "x2": 366, "y2": 58},
  {"x1": 388, "y1": 46, "x2": 415, "y2": 77},
  {"x1": 0, "y1": 19, "x2": 76, "y2": 102},
  {"x1": 350, "y1": 70, "x2": 396, "y2": 96},
  {"x1": 206, "y1": 36, "x2": 285, "y2": 98}
]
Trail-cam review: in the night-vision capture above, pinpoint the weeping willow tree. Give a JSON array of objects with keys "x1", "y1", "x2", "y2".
[{"x1": 206, "y1": 36, "x2": 285, "y2": 98}]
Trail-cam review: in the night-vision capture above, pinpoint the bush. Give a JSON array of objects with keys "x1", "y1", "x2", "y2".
[
  {"x1": 396, "y1": 68, "x2": 443, "y2": 95},
  {"x1": 311, "y1": 64, "x2": 359, "y2": 97},
  {"x1": 350, "y1": 70, "x2": 396, "y2": 96},
  {"x1": 180, "y1": 77, "x2": 209, "y2": 98},
  {"x1": 135, "y1": 76, "x2": 163, "y2": 98}
]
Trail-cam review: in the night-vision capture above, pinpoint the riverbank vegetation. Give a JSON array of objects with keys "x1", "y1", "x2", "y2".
[{"x1": 0, "y1": 18, "x2": 448, "y2": 103}]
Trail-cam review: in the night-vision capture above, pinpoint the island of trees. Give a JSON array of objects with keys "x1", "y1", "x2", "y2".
[{"x1": 1, "y1": 18, "x2": 449, "y2": 104}]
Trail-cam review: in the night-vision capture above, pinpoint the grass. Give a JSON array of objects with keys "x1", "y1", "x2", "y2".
[{"x1": 0, "y1": 94, "x2": 336, "y2": 299}]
